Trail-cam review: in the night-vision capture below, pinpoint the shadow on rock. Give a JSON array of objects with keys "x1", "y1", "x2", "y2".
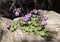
[
  {"x1": 21, "y1": 39, "x2": 29, "y2": 42},
  {"x1": 0, "y1": 29, "x2": 4, "y2": 42}
]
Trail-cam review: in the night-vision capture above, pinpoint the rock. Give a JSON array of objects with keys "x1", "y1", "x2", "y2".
[
  {"x1": 13, "y1": 29, "x2": 46, "y2": 42},
  {"x1": 0, "y1": 17, "x2": 46, "y2": 42},
  {"x1": 0, "y1": 10, "x2": 60, "y2": 42},
  {"x1": 0, "y1": 28, "x2": 2, "y2": 42},
  {"x1": 38, "y1": 10, "x2": 60, "y2": 42},
  {"x1": 38, "y1": 10, "x2": 60, "y2": 32},
  {"x1": 13, "y1": 29, "x2": 24, "y2": 42},
  {"x1": 47, "y1": 11, "x2": 60, "y2": 31},
  {"x1": 0, "y1": 17, "x2": 13, "y2": 42}
]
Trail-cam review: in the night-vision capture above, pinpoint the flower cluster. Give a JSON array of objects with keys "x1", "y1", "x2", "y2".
[
  {"x1": 23, "y1": 9, "x2": 38, "y2": 21},
  {"x1": 23, "y1": 13, "x2": 32, "y2": 21},
  {"x1": 8, "y1": 8, "x2": 49, "y2": 37},
  {"x1": 41, "y1": 14, "x2": 48, "y2": 26},
  {"x1": 20, "y1": 12, "x2": 48, "y2": 36}
]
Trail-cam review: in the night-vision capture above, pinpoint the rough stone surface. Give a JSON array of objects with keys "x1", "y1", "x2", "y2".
[
  {"x1": 0, "y1": 10, "x2": 60, "y2": 42},
  {"x1": 38, "y1": 10, "x2": 60, "y2": 42},
  {"x1": 0, "y1": 17, "x2": 46, "y2": 42},
  {"x1": 13, "y1": 29, "x2": 46, "y2": 42},
  {"x1": 0, "y1": 17, "x2": 13, "y2": 42}
]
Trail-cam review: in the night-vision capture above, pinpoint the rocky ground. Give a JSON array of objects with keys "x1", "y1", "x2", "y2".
[{"x1": 0, "y1": 10, "x2": 60, "y2": 42}]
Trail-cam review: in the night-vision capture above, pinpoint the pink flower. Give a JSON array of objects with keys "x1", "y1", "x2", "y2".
[
  {"x1": 41, "y1": 20, "x2": 47, "y2": 26},
  {"x1": 33, "y1": 9, "x2": 38, "y2": 14},
  {"x1": 41, "y1": 14, "x2": 48, "y2": 26},
  {"x1": 15, "y1": 11, "x2": 19, "y2": 16},
  {"x1": 27, "y1": 13, "x2": 32, "y2": 18},
  {"x1": 23, "y1": 16, "x2": 29, "y2": 21},
  {"x1": 42, "y1": 17, "x2": 48, "y2": 21},
  {"x1": 23, "y1": 13, "x2": 32, "y2": 21}
]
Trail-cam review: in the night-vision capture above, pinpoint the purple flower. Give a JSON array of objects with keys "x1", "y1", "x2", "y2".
[
  {"x1": 41, "y1": 14, "x2": 48, "y2": 21},
  {"x1": 23, "y1": 13, "x2": 32, "y2": 21},
  {"x1": 41, "y1": 14, "x2": 48, "y2": 26},
  {"x1": 41, "y1": 20, "x2": 47, "y2": 26},
  {"x1": 23, "y1": 16, "x2": 29, "y2": 21},
  {"x1": 33, "y1": 9, "x2": 38, "y2": 14},
  {"x1": 25, "y1": 13, "x2": 32, "y2": 18},
  {"x1": 23, "y1": 15, "x2": 29, "y2": 21},
  {"x1": 27, "y1": 13, "x2": 32, "y2": 18},
  {"x1": 42, "y1": 17, "x2": 48, "y2": 21},
  {"x1": 25, "y1": 15, "x2": 28, "y2": 18},
  {"x1": 15, "y1": 11, "x2": 19, "y2": 16}
]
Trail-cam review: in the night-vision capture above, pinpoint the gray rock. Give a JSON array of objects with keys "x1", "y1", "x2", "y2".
[
  {"x1": 0, "y1": 17, "x2": 13, "y2": 42},
  {"x1": 38, "y1": 10, "x2": 60, "y2": 42},
  {"x1": 0, "y1": 10, "x2": 60, "y2": 42},
  {"x1": 0, "y1": 17, "x2": 46, "y2": 42},
  {"x1": 13, "y1": 29, "x2": 46, "y2": 42}
]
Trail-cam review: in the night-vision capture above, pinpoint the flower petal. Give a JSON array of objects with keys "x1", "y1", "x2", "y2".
[
  {"x1": 33, "y1": 9, "x2": 38, "y2": 14},
  {"x1": 41, "y1": 20, "x2": 47, "y2": 26},
  {"x1": 15, "y1": 11, "x2": 19, "y2": 16}
]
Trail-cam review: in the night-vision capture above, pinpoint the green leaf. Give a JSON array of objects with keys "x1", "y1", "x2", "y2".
[
  {"x1": 29, "y1": 29, "x2": 33, "y2": 32},
  {"x1": 44, "y1": 28, "x2": 48, "y2": 32},
  {"x1": 11, "y1": 22, "x2": 15, "y2": 27},
  {"x1": 14, "y1": 25, "x2": 17, "y2": 29},
  {"x1": 37, "y1": 27, "x2": 42, "y2": 30},
  {"x1": 17, "y1": 23, "x2": 20, "y2": 26},
  {"x1": 34, "y1": 23, "x2": 39, "y2": 26},
  {"x1": 32, "y1": 15, "x2": 36, "y2": 18},
  {"x1": 10, "y1": 28, "x2": 14, "y2": 32},
  {"x1": 29, "y1": 25, "x2": 35, "y2": 29},
  {"x1": 27, "y1": 21, "x2": 32, "y2": 24},
  {"x1": 21, "y1": 22, "x2": 26, "y2": 24},
  {"x1": 22, "y1": 30, "x2": 26, "y2": 32},
  {"x1": 32, "y1": 22, "x2": 36, "y2": 25},
  {"x1": 31, "y1": 18, "x2": 38, "y2": 21},
  {"x1": 21, "y1": 27, "x2": 25, "y2": 30},
  {"x1": 34, "y1": 28, "x2": 37, "y2": 32},
  {"x1": 9, "y1": 20, "x2": 20, "y2": 32},
  {"x1": 39, "y1": 31, "x2": 45, "y2": 36},
  {"x1": 24, "y1": 27, "x2": 29, "y2": 30},
  {"x1": 45, "y1": 32, "x2": 49, "y2": 36}
]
